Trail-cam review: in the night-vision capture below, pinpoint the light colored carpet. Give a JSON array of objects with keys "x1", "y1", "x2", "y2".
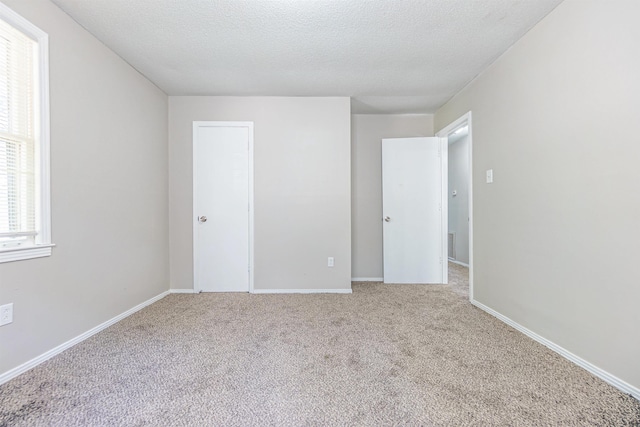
[
  {"x1": 1, "y1": 280, "x2": 639, "y2": 425},
  {"x1": 447, "y1": 261, "x2": 469, "y2": 298}
]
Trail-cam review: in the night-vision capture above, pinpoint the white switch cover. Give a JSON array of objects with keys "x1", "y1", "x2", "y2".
[
  {"x1": 486, "y1": 169, "x2": 494, "y2": 184},
  {"x1": 0, "y1": 303, "x2": 13, "y2": 326},
  {"x1": 328, "y1": 257, "x2": 335, "y2": 267}
]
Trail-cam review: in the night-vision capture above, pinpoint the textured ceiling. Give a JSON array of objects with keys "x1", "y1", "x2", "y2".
[{"x1": 51, "y1": 0, "x2": 562, "y2": 114}]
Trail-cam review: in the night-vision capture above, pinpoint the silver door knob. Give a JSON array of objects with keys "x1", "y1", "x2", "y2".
[
  {"x1": 384, "y1": 216, "x2": 391, "y2": 222},
  {"x1": 198, "y1": 216, "x2": 207, "y2": 223}
]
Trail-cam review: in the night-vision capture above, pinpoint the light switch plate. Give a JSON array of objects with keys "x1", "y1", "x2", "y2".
[
  {"x1": 486, "y1": 169, "x2": 494, "y2": 183},
  {"x1": 0, "y1": 303, "x2": 13, "y2": 326}
]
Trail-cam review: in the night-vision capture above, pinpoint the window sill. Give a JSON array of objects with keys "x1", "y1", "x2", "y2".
[{"x1": 0, "y1": 243, "x2": 55, "y2": 263}]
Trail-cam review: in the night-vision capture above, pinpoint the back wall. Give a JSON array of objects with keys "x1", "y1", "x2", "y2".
[
  {"x1": 169, "y1": 97, "x2": 352, "y2": 292},
  {"x1": 351, "y1": 114, "x2": 433, "y2": 279}
]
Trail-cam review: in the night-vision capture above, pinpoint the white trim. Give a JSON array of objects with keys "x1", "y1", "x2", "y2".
[
  {"x1": 448, "y1": 259, "x2": 469, "y2": 268},
  {"x1": 192, "y1": 122, "x2": 198, "y2": 292},
  {"x1": 248, "y1": 124, "x2": 255, "y2": 294},
  {"x1": 0, "y1": 243, "x2": 54, "y2": 263},
  {"x1": 440, "y1": 136, "x2": 448, "y2": 284},
  {"x1": 192, "y1": 121, "x2": 255, "y2": 293},
  {"x1": 38, "y1": 31, "x2": 52, "y2": 247},
  {"x1": 169, "y1": 289, "x2": 197, "y2": 294},
  {"x1": 0, "y1": 290, "x2": 169, "y2": 385},
  {"x1": 0, "y1": 2, "x2": 45, "y2": 41},
  {"x1": 0, "y1": 3, "x2": 52, "y2": 263},
  {"x1": 351, "y1": 277, "x2": 383, "y2": 282},
  {"x1": 436, "y1": 112, "x2": 473, "y2": 300},
  {"x1": 471, "y1": 299, "x2": 640, "y2": 401},
  {"x1": 251, "y1": 288, "x2": 353, "y2": 294}
]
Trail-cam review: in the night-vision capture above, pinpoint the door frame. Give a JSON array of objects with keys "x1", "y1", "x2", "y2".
[
  {"x1": 440, "y1": 137, "x2": 449, "y2": 285},
  {"x1": 436, "y1": 111, "x2": 473, "y2": 300},
  {"x1": 192, "y1": 121, "x2": 255, "y2": 293}
]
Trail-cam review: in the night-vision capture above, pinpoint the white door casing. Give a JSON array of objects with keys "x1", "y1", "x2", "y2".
[
  {"x1": 382, "y1": 137, "x2": 447, "y2": 284},
  {"x1": 193, "y1": 122, "x2": 254, "y2": 292}
]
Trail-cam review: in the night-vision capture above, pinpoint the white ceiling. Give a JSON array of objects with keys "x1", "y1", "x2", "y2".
[{"x1": 51, "y1": 0, "x2": 562, "y2": 114}]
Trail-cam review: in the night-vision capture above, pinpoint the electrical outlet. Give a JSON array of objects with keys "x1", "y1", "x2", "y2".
[
  {"x1": 328, "y1": 257, "x2": 335, "y2": 267},
  {"x1": 0, "y1": 303, "x2": 13, "y2": 326}
]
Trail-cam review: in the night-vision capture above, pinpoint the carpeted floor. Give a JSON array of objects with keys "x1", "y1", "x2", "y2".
[
  {"x1": 1, "y1": 269, "x2": 639, "y2": 426},
  {"x1": 447, "y1": 261, "x2": 469, "y2": 298}
]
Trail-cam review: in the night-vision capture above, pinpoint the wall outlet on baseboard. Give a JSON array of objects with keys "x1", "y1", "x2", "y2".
[
  {"x1": 0, "y1": 303, "x2": 13, "y2": 326},
  {"x1": 327, "y1": 257, "x2": 334, "y2": 267}
]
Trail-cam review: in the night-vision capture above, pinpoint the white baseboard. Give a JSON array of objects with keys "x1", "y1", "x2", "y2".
[
  {"x1": 171, "y1": 288, "x2": 352, "y2": 294},
  {"x1": 448, "y1": 259, "x2": 469, "y2": 267},
  {"x1": 351, "y1": 277, "x2": 383, "y2": 282},
  {"x1": 251, "y1": 288, "x2": 352, "y2": 294},
  {"x1": 0, "y1": 290, "x2": 170, "y2": 386},
  {"x1": 471, "y1": 299, "x2": 640, "y2": 400}
]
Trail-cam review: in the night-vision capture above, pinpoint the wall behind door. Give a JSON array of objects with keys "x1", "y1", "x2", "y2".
[
  {"x1": 351, "y1": 114, "x2": 434, "y2": 279},
  {"x1": 448, "y1": 135, "x2": 469, "y2": 264},
  {"x1": 169, "y1": 97, "x2": 351, "y2": 292}
]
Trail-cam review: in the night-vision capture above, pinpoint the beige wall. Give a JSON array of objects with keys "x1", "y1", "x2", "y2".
[
  {"x1": 436, "y1": 0, "x2": 640, "y2": 390},
  {"x1": 169, "y1": 97, "x2": 351, "y2": 291},
  {"x1": 351, "y1": 114, "x2": 433, "y2": 279},
  {"x1": 0, "y1": 0, "x2": 169, "y2": 375}
]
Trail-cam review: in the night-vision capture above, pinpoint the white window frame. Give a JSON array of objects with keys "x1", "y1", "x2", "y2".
[{"x1": 0, "y1": 2, "x2": 52, "y2": 263}]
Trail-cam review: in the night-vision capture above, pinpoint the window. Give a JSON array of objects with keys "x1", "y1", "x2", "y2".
[{"x1": 0, "y1": 3, "x2": 51, "y2": 263}]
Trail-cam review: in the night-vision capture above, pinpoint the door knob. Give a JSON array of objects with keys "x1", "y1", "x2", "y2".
[
  {"x1": 198, "y1": 216, "x2": 207, "y2": 223},
  {"x1": 384, "y1": 216, "x2": 391, "y2": 222}
]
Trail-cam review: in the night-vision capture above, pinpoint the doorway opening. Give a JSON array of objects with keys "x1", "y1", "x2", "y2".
[{"x1": 437, "y1": 112, "x2": 473, "y2": 300}]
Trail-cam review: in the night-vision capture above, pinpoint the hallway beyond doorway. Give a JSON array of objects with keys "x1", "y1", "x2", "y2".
[{"x1": 448, "y1": 261, "x2": 469, "y2": 298}]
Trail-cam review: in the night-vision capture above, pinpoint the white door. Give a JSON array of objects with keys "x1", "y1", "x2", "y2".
[
  {"x1": 382, "y1": 137, "x2": 445, "y2": 284},
  {"x1": 194, "y1": 122, "x2": 253, "y2": 292}
]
